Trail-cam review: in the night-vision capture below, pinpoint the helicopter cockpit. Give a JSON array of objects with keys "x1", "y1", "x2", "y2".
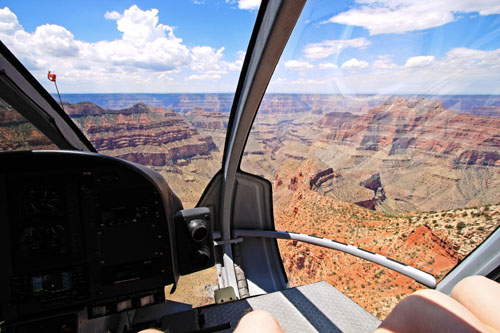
[{"x1": 1, "y1": 0, "x2": 499, "y2": 332}]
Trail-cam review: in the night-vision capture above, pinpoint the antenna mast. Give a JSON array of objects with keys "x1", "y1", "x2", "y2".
[{"x1": 47, "y1": 71, "x2": 64, "y2": 110}]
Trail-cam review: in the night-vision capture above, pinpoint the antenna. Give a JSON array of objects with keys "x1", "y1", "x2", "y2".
[{"x1": 47, "y1": 71, "x2": 64, "y2": 111}]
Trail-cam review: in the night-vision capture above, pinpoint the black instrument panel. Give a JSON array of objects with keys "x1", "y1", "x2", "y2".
[{"x1": 0, "y1": 151, "x2": 182, "y2": 325}]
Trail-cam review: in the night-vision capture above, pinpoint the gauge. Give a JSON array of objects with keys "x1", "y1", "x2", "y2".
[
  {"x1": 18, "y1": 224, "x2": 67, "y2": 257},
  {"x1": 25, "y1": 188, "x2": 64, "y2": 217}
]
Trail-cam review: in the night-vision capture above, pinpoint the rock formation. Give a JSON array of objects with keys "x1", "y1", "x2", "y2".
[{"x1": 68, "y1": 103, "x2": 217, "y2": 167}]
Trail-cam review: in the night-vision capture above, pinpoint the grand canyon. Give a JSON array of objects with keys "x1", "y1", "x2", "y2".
[{"x1": 2, "y1": 93, "x2": 499, "y2": 318}]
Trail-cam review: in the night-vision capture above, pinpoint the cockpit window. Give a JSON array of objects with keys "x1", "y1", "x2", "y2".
[
  {"x1": 0, "y1": 2, "x2": 258, "y2": 208},
  {"x1": 241, "y1": 0, "x2": 500, "y2": 319},
  {"x1": 0, "y1": 97, "x2": 57, "y2": 151},
  {"x1": 1, "y1": 1, "x2": 259, "y2": 308}
]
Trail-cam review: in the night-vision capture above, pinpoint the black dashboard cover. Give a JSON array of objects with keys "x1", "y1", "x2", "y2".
[{"x1": 0, "y1": 150, "x2": 182, "y2": 324}]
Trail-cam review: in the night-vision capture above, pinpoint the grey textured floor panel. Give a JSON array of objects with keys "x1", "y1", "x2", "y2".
[
  {"x1": 79, "y1": 282, "x2": 380, "y2": 332},
  {"x1": 199, "y1": 281, "x2": 380, "y2": 332}
]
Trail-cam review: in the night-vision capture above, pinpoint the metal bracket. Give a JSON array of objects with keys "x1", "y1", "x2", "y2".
[
  {"x1": 214, "y1": 238, "x2": 243, "y2": 246},
  {"x1": 214, "y1": 286, "x2": 238, "y2": 304}
]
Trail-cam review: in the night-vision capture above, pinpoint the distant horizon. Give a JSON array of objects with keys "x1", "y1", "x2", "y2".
[
  {"x1": 57, "y1": 92, "x2": 500, "y2": 96},
  {"x1": 55, "y1": 92, "x2": 500, "y2": 113}
]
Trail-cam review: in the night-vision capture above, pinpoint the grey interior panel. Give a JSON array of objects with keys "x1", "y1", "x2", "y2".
[
  {"x1": 178, "y1": 281, "x2": 380, "y2": 333},
  {"x1": 232, "y1": 172, "x2": 288, "y2": 294}
]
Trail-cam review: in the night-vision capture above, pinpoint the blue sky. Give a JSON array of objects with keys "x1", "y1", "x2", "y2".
[
  {"x1": 1, "y1": 0, "x2": 499, "y2": 94},
  {"x1": 2, "y1": 0, "x2": 255, "y2": 50}
]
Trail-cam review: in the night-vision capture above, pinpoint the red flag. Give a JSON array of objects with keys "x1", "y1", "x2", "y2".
[{"x1": 48, "y1": 71, "x2": 57, "y2": 82}]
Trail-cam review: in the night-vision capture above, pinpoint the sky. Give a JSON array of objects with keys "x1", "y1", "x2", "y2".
[{"x1": 0, "y1": 0, "x2": 499, "y2": 94}]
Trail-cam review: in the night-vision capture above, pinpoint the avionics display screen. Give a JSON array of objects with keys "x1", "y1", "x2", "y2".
[{"x1": 31, "y1": 272, "x2": 73, "y2": 295}]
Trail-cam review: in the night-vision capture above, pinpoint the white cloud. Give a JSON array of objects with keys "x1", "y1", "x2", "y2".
[
  {"x1": 116, "y1": 5, "x2": 177, "y2": 44},
  {"x1": 444, "y1": 47, "x2": 500, "y2": 69},
  {"x1": 227, "y1": 51, "x2": 245, "y2": 71},
  {"x1": 405, "y1": 55, "x2": 435, "y2": 67},
  {"x1": 236, "y1": 0, "x2": 261, "y2": 10},
  {"x1": 341, "y1": 58, "x2": 369, "y2": 69},
  {"x1": 104, "y1": 11, "x2": 121, "y2": 20},
  {"x1": 272, "y1": 77, "x2": 288, "y2": 83},
  {"x1": 303, "y1": 38, "x2": 370, "y2": 59},
  {"x1": 32, "y1": 24, "x2": 80, "y2": 57},
  {"x1": 187, "y1": 74, "x2": 222, "y2": 80},
  {"x1": 157, "y1": 73, "x2": 173, "y2": 81},
  {"x1": 191, "y1": 46, "x2": 226, "y2": 73},
  {"x1": 328, "y1": 0, "x2": 500, "y2": 35},
  {"x1": 284, "y1": 60, "x2": 313, "y2": 70},
  {"x1": 372, "y1": 55, "x2": 398, "y2": 69},
  {"x1": 190, "y1": 47, "x2": 244, "y2": 74},
  {"x1": 90, "y1": 6, "x2": 192, "y2": 72},
  {"x1": 291, "y1": 78, "x2": 327, "y2": 85},
  {"x1": 0, "y1": 7, "x2": 22, "y2": 34},
  {"x1": 0, "y1": 5, "x2": 243, "y2": 92},
  {"x1": 306, "y1": 47, "x2": 500, "y2": 94},
  {"x1": 318, "y1": 62, "x2": 338, "y2": 70}
]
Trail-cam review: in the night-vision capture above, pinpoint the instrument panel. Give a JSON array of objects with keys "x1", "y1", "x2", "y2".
[{"x1": 0, "y1": 151, "x2": 214, "y2": 328}]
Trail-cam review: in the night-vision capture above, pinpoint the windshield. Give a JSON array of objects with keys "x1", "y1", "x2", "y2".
[
  {"x1": 0, "y1": 1, "x2": 258, "y2": 208},
  {"x1": 241, "y1": 0, "x2": 500, "y2": 319},
  {"x1": 0, "y1": 0, "x2": 258, "y2": 307}
]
